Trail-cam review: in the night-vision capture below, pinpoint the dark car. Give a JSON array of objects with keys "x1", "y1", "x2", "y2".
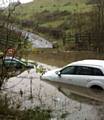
[
  {"x1": 3, "y1": 57, "x2": 35, "y2": 69},
  {"x1": 0, "y1": 57, "x2": 34, "y2": 77}
]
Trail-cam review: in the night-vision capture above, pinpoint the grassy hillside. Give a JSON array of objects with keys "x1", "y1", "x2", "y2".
[
  {"x1": 15, "y1": 0, "x2": 91, "y2": 20},
  {"x1": 13, "y1": 0, "x2": 94, "y2": 50}
]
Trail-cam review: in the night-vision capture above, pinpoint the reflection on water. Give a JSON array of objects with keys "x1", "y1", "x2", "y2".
[{"x1": 43, "y1": 80, "x2": 104, "y2": 104}]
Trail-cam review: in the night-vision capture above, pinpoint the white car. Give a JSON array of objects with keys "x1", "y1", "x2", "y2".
[{"x1": 41, "y1": 60, "x2": 104, "y2": 90}]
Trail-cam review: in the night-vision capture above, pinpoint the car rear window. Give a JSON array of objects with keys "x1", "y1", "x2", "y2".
[
  {"x1": 75, "y1": 66, "x2": 104, "y2": 76},
  {"x1": 92, "y1": 68, "x2": 104, "y2": 76}
]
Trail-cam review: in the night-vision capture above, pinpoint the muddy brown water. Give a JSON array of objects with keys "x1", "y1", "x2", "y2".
[
  {"x1": 43, "y1": 80, "x2": 104, "y2": 103},
  {"x1": 28, "y1": 50, "x2": 104, "y2": 67},
  {"x1": 26, "y1": 50, "x2": 104, "y2": 119}
]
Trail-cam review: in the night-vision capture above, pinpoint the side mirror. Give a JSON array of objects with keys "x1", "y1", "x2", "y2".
[{"x1": 56, "y1": 71, "x2": 61, "y2": 77}]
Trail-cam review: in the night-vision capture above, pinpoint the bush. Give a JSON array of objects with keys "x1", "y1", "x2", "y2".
[{"x1": 0, "y1": 94, "x2": 51, "y2": 120}]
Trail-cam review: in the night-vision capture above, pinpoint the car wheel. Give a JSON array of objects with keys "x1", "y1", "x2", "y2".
[{"x1": 90, "y1": 85, "x2": 103, "y2": 92}]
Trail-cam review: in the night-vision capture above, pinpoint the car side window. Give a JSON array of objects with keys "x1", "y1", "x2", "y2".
[
  {"x1": 60, "y1": 66, "x2": 76, "y2": 74},
  {"x1": 75, "y1": 66, "x2": 104, "y2": 76},
  {"x1": 75, "y1": 66, "x2": 92, "y2": 75}
]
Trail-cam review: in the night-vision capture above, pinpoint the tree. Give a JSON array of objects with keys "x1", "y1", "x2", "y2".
[
  {"x1": 90, "y1": 0, "x2": 104, "y2": 52},
  {"x1": 0, "y1": 0, "x2": 24, "y2": 89},
  {"x1": 74, "y1": 0, "x2": 104, "y2": 52}
]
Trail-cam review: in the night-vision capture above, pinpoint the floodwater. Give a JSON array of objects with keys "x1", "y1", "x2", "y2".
[
  {"x1": 43, "y1": 80, "x2": 104, "y2": 103},
  {"x1": 28, "y1": 50, "x2": 104, "y2": 67},
  {"x1": 42, "y1": 80, "x2": 104, "y2": 120},
  {"x1": 27, "y1": 50, "x2": 104, "y2": 120}
]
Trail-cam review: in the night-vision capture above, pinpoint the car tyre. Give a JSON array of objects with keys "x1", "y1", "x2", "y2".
[{"x1": 90, "y1": 85, "x2": 103, "y2": 93}]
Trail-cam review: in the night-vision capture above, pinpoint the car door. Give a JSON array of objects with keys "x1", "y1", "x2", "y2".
[
  {"x1": 71, "y1": 66, "x2": 93, "y2": 87},
  {"x1": 59, "y1": 66, "x2": 78, "y2": 85},
  {"x1": 59, "y1": 66, "x2": 94, "y2": 87}
]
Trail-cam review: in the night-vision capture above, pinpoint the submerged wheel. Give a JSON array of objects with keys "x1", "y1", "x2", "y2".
[{"x1": 90, "y1": 85, "x2": 103, "y2": 91}]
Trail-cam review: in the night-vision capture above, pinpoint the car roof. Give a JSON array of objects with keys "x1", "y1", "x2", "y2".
[{"x1": 68, "y1": 60, "x2": 104, "y2": 68}]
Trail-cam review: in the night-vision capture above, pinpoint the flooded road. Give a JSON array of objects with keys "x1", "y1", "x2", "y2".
[
  {"x1": 41, "y1": 75, "x2": 104, "y2": 120},
  {"x1": 42, "y1": 80, "x2": 104, "y2": 103},
  {"x1": 4, "y1": 65, "x2": 104, "y2": 120},
  {"x1": 27, "y1": 50, "x2": 104, "y2": 119}
]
